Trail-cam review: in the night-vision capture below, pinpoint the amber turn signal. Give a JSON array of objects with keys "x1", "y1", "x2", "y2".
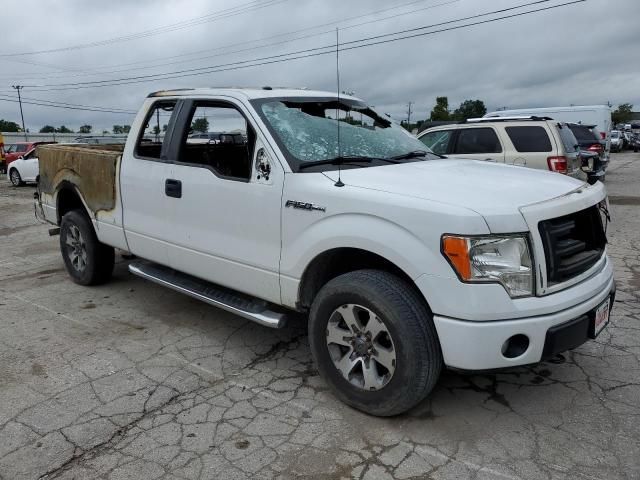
[{"x1": 442, "y1": 236, "x2": 471, "y2": 280}]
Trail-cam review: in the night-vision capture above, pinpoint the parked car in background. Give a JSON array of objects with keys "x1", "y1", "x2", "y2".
[
  {"x1": 484, "y1": 105, "x2": 612, "y2": 150},
  {"x1": 622, "y1": 131, "x2": 633, "y2": 149},
  {"x1": 566, "y1": 123, "x2": 607, "y2": 182},
  {"x1": 418, "y1": 116, "x2": 586, "y2": 179},
  {"x1": 73, "y1": 136, "x2": 127, "y2": 145},
  {"x1": 610, "y1": 130, "x2": 624, "y2": 152},
  {"x1": 7, "y1": 147, "x2": 38, "y2": 186},
  {"x1": 630, "y1": 133, "x2": 640, "y2": 152},
  {"x1": 5, "y1": 141, "x2": 56, "y2": 166}
]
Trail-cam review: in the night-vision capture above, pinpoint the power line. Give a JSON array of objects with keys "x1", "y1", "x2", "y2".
[
  {"x1": 0, "y1": 0, "x2": 455, "y2": 82},
  {"x1": 0, "y1": 0, "x2": 289, "y2": 57},
  {"x1": 12, "y1": 0, "x2": 582, "y2": 93},
  {"x1": 0, "y1": 97, "x2": 136, "y2": 115},
  {"x1": 0, "y1": 93, "x2": 135, "y2": 113},
  {"x1": 12, "y1": 95, "x2": 135, "y2": 113}
]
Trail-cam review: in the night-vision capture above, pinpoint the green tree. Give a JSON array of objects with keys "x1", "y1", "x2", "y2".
[
  {"x1": 56, "y1": 125, "x2": 73, "y2": 133},
  {"x1": 0, "y1": 119, "x2": 21, "y2": 132},
  {"x1": 162, "y1": 124, "x2": 168, "y2": 132},
  {"x1": 430, "y1": 96, "x2": 450, "y2": 121},
  {"x1": 152, "y1": 125, "x2": 161, "y2": 135},
  {"x1": 79, "y1": 124, "x2": 92, "y2": 134},
  {"x1": 113, "y1": 125, "x2": 124, "y2": 134},
  {"x1": 612, "y1": 103, "x2": 633, "y2": 124},
  {"x1": 452, "y1": 99, "x2": 487, "y2": 121},
  {"x1": 191, "y1": 118, "x2": 209, "y2": 133},
  {"x1": 122, "y1": 125, "x2": 131, "y2": 134},
  {"x1": 39, "y1": 125, "x2": 56, "y2": 133}
]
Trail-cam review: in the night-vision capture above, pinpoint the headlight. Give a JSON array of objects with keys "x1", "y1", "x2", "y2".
[{"x1": 442, "y1": 235, "x2": 533, "y2": 298}]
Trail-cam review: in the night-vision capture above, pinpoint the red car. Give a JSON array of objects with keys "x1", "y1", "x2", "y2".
[{"x1": 5, "y1": 141, "x2": 56, "y2": 166}]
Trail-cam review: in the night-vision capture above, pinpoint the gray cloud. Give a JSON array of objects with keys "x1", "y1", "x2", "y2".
[{"x1": 1, "y1": 0, "x2": 638, "y2": 132}]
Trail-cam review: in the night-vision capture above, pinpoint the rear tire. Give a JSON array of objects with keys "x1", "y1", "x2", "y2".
[
  {"x1": 60, "y1": 209, "x2": 114, "y2": 285},
  {"x1": 9, "y1": 168, "x2": 23, "y2": 187},
  {"x1": 308, "y1": 269, "x2": 442, "y2": 416}
]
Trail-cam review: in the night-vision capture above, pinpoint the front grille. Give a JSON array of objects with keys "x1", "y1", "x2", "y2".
[{"x1": 538, "y1": 205, "x2": 606, "y2": 285}]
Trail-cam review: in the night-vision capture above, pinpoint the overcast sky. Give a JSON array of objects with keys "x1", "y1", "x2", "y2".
[{"x1": 0, "y1": 0, "x2": 638, "y2": 132}]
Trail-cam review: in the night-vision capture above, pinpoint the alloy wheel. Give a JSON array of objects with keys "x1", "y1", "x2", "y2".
[
  {"x1": 325, "y1": 303, "x2": 396, "y2": 391},
  {"x1": 65, "y1": 224, "x2": 87, "y2": 272}
]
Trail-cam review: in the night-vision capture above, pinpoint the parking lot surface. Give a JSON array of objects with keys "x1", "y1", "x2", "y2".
[{"x1": 1, "y1": 153, "x2": 639, "y2": 480}]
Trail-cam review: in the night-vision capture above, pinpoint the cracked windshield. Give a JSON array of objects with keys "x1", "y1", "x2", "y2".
[{"x1": 257, "y1": 99, "x2": 432, "y2": 164}]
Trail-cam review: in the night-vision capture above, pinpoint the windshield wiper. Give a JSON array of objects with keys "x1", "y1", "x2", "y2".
[
  {"x1": 298, "y1": 155, "x2": 398, "y2": 170},
  {"x1": 391, "y1": 150, "x2": 447, "y2": 160},
  {"x1": 390, "y1": 150, "x2": 429, "y2": 160}
]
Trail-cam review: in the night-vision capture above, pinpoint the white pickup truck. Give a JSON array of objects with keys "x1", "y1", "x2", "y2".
[{"x1": 35, "y1": 88, "x2": 615, "y2": 416}]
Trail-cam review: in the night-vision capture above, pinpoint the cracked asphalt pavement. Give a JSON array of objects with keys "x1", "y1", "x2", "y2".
[{"x1": 1, "y1": 152, "x2": 639, "y2": 480}]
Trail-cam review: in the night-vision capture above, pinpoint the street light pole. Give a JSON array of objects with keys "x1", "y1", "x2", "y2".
[{"x1": 12, "y1": 85, "x2": 27, "y2": 141}]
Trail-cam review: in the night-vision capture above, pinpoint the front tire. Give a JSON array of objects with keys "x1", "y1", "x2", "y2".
[
  {"x1": 9, "y1": 168, "x2": 23, "y2": 186},
  {"x1": 309, "y1": 270, "x2": 442, "y2": 416},
  {"x1": 60, "y1": 210, "x2": 115, "y2": 285}
]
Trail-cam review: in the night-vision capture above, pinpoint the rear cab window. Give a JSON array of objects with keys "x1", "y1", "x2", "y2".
[{"x1": 505, "y1": 126, "x2": 552, "y2": 152}]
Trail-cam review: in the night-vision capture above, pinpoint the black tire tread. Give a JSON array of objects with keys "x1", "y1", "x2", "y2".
[
  {"x1": 310, "y1": 269, "x2": 442, "y2": 416},
  {"x1": 60, "y1": 209, "x2": 114, "y2": 286}
]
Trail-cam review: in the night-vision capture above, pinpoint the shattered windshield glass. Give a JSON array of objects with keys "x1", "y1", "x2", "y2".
[{"x1": 253, "y1": 98, "x2": 433, "y2": 170}]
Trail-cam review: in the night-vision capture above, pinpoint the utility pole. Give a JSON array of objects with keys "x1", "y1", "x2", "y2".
[
  {"x1": 406, "y1": 101, "x2": 413, "y2": 127},
  {"x1": 12, "y1": 85, "x2": 27, "y2": 141}
]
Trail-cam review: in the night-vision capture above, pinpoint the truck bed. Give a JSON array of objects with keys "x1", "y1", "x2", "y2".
[{"x1": 37, "y1": 144, "x2": 124, "y2": 214}]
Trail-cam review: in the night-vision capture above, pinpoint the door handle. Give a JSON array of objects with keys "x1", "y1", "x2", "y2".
[{"x1": 165, "y1": 179, "x2": 182, "y2": 198}]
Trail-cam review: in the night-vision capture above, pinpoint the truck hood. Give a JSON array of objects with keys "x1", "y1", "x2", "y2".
[{"x1": 326, "y1": 159, "x2": 587, "y2": 232}]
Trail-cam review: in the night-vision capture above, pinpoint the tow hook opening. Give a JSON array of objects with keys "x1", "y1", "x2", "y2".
[{"x1": 502, "y1": 334, "x2": 530, "y2": 359}]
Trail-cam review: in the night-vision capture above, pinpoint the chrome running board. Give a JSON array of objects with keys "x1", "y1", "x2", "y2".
[{"x1": 129, "y1": 261, "x2": 287, "y2": 329}]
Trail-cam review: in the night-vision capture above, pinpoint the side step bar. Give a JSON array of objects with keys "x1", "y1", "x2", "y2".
[{"x1": 129, "y1": 261, "x2": 287, "y2": 329}]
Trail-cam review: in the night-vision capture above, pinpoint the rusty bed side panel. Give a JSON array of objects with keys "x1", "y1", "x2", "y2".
[{"x1": 37, "y1": 144, "x2": 124, "y2": 214}]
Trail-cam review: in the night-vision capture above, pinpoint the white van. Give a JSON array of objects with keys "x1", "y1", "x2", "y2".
[{"x1": 485, "y1": 106, "x2": 612, "y2": 152}]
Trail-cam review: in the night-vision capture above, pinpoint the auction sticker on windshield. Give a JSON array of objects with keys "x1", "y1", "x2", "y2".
[{"x1": 592, "y1": 297, "x2": 611, "y2": 338}]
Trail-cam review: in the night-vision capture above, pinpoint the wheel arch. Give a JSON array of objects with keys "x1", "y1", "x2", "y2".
[
  {"x1": 56, "y1": 181, "x2": 91, "y2": 225},
  {"x1": 297, "y1": 247, "x2": 432, "y2": 313}
]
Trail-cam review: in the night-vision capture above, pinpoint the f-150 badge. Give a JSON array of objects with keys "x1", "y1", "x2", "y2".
[{"x1": 285, "y1": 200, "x2": 326, "y2": 212}]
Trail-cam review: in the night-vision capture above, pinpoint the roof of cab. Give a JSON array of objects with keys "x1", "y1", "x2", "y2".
[{"x1": 147, "y1": 87, "x2": 361, "y2": 101}]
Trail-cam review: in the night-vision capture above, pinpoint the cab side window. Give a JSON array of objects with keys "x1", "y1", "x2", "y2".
[
  {"x1": 419, "y1": 130, "x2": 452, "y2": 155},
  {"x1": 135, "y1": 101, "x2": 177, "y2": 159},
  {"x1": 453, "y1": 128, "x2": 502, "y2": 154},
  {"x1": 178, "y1": 103, "x2": 254, "y2": 181}
]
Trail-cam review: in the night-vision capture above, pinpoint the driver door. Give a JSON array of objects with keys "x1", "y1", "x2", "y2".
[{"x1": 161, "y1": 99, "x2": 284, "y2": 304}]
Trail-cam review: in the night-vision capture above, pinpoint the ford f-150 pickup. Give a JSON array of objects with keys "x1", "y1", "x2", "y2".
[{"x1": 35, "y1": 88, "x2": 615, "y2": 416}]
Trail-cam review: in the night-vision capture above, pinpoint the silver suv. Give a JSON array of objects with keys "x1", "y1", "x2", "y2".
[{"x1": 418, "y1": 117, "x2": 585, "y2": 180}]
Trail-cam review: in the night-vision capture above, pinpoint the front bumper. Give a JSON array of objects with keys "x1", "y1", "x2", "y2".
[{"x1": 432, "y1": 273, "x2": 615, "y2": 370}]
